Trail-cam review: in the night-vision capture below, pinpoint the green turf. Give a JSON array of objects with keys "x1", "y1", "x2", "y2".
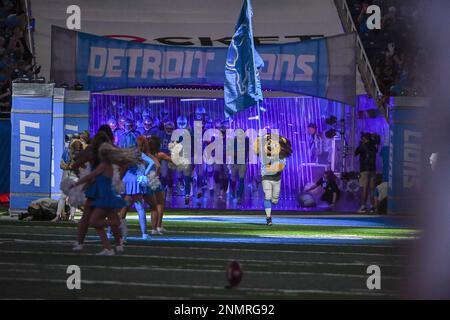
[
  {"x1": 0, "y1": 218, "x2": 412, "y2": 299},
  {"x1": 123, "y1": 219, "x2": 416, "y2": 240},
  {"x1": 0, "y1": 208, "x2": 417, "y2": 240}
]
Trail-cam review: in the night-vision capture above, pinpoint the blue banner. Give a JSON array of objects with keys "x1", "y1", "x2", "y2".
[
  {"x1": 10, "y1": 83, "x2": 54, "y2": 212},
  {"x1": 388, "y1": 98, "x2": 426, "y2": 214},
  {"x1": 224, "y1": 0, "x2": 264, "y2": 118},
  {"x1": 51, "y1": 26, "x2": 355, "y2": 105}
]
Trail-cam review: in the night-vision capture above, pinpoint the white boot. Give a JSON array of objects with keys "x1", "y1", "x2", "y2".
[
  {"x1": 151, "y1": 229, "x2": 162, "y2": 235},
  {"x1": 120, "y1": 219, "x2": 128, "y2": 242},
  {"x1": 357, "y1": 206, "x2": 367, "y2": 213},
  {"x1": 96, "y1": 248, "x2": 115, "y2": 256},
  {"x1": 115, "y1": 244, "x2": 124, "y2": 253},
  {"x1": 72, "y1": 242, "x2": 83, "y2": 251}
]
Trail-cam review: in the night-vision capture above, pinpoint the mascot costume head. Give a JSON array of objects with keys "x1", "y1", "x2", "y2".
[{"x1": 254, "y1": 133, "x2": 292, "y2": 162}]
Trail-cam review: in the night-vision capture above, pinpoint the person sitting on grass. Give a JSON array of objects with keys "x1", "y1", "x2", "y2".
[{"x1": 304, "y1": 170, "x2": 340, "y2": 208}]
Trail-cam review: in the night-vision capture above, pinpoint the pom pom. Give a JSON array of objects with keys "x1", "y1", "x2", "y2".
[
  {"x1": 68, "y1": 186, "x2": 87, "y2": 207},
  {"x1": 137, "y1": 175, "x2": 149, "y2": 188},
  {"x1": 60, "y1": 177, "x2": 76, "y2": 196},
  {"x1": 148, "y1": 171, "x2": 162, "y2": 191},
  {"x1": 65, "y1": 165, "x2": 91, "y2": 208},
  {"x1": 79, "y1": 165, "x2": 91, "y2": 179}
]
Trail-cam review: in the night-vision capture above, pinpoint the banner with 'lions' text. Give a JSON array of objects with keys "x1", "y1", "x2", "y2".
[
  {"x1": 51, "y1": 26, "x2": 355, "y2": 105},
  {"x1": 10, "y1": 83, "x2": 55, "y2": 213}
]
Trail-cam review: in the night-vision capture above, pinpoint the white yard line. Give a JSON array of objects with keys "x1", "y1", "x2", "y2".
[
  {"x1": 0, "y1": 235, "x2": 406, "y2": 257},
  {"x1": 0, "y1": 255, "x2": 401, "y2": 279},
  {"x1": 0, "y1": 229, "x2": 413, "y2": 247},
  {"x1": 0, "y1": 261, "x2": 403, "y2": 280},
  {"x1": 0, "y1": 277, "x2": 396, "y2": 297}
]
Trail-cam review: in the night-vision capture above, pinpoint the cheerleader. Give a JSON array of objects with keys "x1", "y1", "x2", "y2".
[
  {"x1": 137, "y1": 136, "x2": 166, "y2": 235},
  {"x1": 255, "y1": 133, "x2": 292, "y2": 226},
  {"x1": 71, "y1": 143, "x2": 136, "y2": 255},
  {"x1": 118, "y1": 130, "x2": 148, "y2": 241},
  {"x1": 70, "y1": 126, "x2": 115, "y2": 251},
  {"x1": 147, "y1": 135, "x2": 173, "y2": 233}
]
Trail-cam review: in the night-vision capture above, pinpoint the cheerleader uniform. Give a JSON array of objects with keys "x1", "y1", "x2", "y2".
[
  {"x1": 122, "y1": 164, "x2": 146, "y2": 196},
  {"x1": 84, "y1": 178, "x2": 98, "y2": 200},
  {"x1": 84, "y1": 163, "x2": 98, "y2": 201},
  {"x1": 92, "y1": 175, "x2": 128, "y2": 209},
  {"x1": 122, "y1": 162, "x2": 148, "y2": 237}
]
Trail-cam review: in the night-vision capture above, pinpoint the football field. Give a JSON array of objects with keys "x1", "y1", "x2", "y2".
[{"x1": 0, "y1": 210, "x2": 417, "y2": 299}]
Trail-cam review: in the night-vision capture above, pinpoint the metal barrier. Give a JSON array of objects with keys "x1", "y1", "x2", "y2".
[{"x1": 334, "y1": 0, "x2": 388, "y2": 120}]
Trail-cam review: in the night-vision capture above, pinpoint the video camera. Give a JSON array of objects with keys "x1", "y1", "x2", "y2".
[{"x1": 361, "y1": 132, "x2": 381, "y2": 146}]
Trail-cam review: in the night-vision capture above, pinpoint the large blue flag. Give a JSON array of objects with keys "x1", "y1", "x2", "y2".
[{"x1": 224, "y1": 0, "x2": 264, "y2": 118}]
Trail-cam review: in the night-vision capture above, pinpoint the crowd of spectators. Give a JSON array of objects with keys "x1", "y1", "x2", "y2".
[
  {"x1": 0, "y1": 0, "x2": 39, "y2": 116},
  {"x1": 347, "y1": 0, "x2": 426, "y2": 97},
  {"x1": 0, "y1": 0, "x2": 429, "y2": 114}
]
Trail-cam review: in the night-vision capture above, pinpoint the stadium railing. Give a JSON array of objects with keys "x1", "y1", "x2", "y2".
[{"x1": 334, "y1": 0, "x2": 388, "y2": 120}]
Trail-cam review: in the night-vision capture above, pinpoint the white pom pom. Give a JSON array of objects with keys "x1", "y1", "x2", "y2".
[
  {"x1": 65, "y1": 165, "x2": 91, "y2": 207},
  {"x1": 147, "y1": 171, "x2": 162, "y2": 191},
  {"x1": 79, "y1": 165, "x2": 91, "y2": 179},
  {"x1": 68, "y1": 185, "x2": 87, "y2": 207},
  {"x1": 60, "y1": 177, "x2": 76, "y2": 196}
]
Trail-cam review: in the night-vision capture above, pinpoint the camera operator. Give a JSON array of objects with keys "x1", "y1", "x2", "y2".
[
  {"x1": 355, "y1": 132, "x2": 379, "y2": 213},
  {"x1": 306, "y1": 123, "x2": 328, "y2": 164}
]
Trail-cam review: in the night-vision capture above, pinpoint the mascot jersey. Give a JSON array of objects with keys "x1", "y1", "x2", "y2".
[{"x1": 261, "y1": 158, "x2": 287, "y2": 180}]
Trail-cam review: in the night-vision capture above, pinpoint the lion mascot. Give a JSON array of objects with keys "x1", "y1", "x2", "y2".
[{"x1": 254, "y1": 133, "x2": 292, "y2": 225}]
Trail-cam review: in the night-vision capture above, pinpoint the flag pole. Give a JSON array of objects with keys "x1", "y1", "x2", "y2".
[
  {"x1": 248, "y1": 0, "x2": 264, "y2": 167},
  {"x1": 256, "y1": 100, "x2": 264, "y2": 166}
]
